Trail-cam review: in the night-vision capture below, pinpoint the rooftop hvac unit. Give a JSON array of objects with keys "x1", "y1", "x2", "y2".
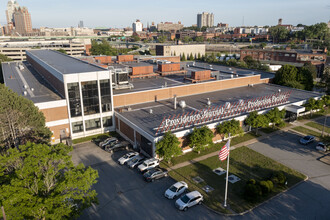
[{"x1": 117, "y1": 72, "x2": 129, "y2": 84}]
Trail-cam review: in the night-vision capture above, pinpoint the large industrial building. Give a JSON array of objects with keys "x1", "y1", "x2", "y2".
[
  {"x1": 156, "y1": 44, "x2": 206, "y2": 58},
  {"x1": 2, "y1": 49, "x2": 320, "y2": 157}
]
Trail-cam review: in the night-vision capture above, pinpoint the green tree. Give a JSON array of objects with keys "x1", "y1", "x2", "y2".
[
  {"x1": 90, "y1": 39, "x2": 117, "y2": 56},
  {"x1": 243, "y1": 55, "x2": 260, "y2": 69},
  {"x1": 155, "y1": 131, "x2": 182, "y2": 163},
  {"x1": 321, "y1": 67, "x2": 330, "y2": 95},
  {"x1": 0, "y1": 53, "x2": 13, "y2": 84},
  {"x1": 182, "y1": 36, "x2": 192, "y2": 43},
  {"x1": 206, "y1": 53, "x2": 217, "y2": 63},
  {"x1": 157, "y1": 35, "x2": 167, "y2": 43},
  {"x1": 297, "y1": 65, "x2": 314, "y2": 91},
  {"x1": 197, "y1": 52, "x2": 201, "y2": 60},
  {"x1": 274, "y1": 64, "x2": 302, "y2": 88},
  {"x1": 304, "y1": 98, "x2": 318, "y2": 118},
  {"x1": 0, "y1": 84, "x2": 51, "y2": 149},
  {"x1": 181, "y1": 53, "x2": 186, "y2": 61},
  {"x1": 131, "y1": 35, "x2": 140, "y2": 42},
  {"x1": 266, "y1": 107, "x2": 286, "y2": 128},
  {"x1": 173, "y1": 51, "x2": 176, "y2": 56},
  {"x1": 56, "y1": 49, "x2": 67, "y2": 54},
  {"x1": 269, "y1": 26, "x2": 289, "y2": 43},
  {"x1": 0, "y1": 142, "x2": 98, "y2": 219},
  {"x1": 259, "y1": 42, "x2": 267, "y2": 49},
  {"x1": 245, "y1": 111, "x2": 269, "y2": 135},
  {"x1": 189, "y1": 53, "x2": 194, "y2": 61},
  {"x1": 189, "y1": 126, "x2": 214, "y2": 153},
  {"x1": 216, "y1": 119, "x2": 244, "y2": 139},
  {"x1": 195, "y1": 36, "x2": 204, "y2": 43}
]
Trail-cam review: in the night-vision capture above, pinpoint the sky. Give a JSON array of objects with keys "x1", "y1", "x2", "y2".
[{"x1": 0, "y1": 0, "x2": 329, "y2": 28}]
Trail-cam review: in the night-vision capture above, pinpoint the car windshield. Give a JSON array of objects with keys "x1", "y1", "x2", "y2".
[
  {"x1": 180, "y1": 195, "x2": 190, "y2": 204},
  {"x1": 144, "y1": 170, "x2": 156, "y2": 177},
  {"x1": 131, "y1": 158, "x2": 138, "y2": 163},
  {"x1": 169, "y1": 185, "x2": 178, "y2": 193},
  {"x1": 142, "y1": 162, "x2": 148, "y2": 166},
  {"x1": 123, "y1": 155, "x2": 129, "y2": 159},
  {"x1": 304, "y1": 136, "x2": 311, "y2": 140}
]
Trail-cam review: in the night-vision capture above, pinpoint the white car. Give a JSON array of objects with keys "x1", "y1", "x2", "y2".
[
  {"x1": 164, "y1": 181, "x2": 188, "y2": 199},
  {"x1": 118, "y1": 152, "x2": 139, "y2": 165},
  {"x1": 316, "y1": 142, "x2": 328, "y2": 152},
  {"x1": 175, "y1": 191, "x2": 203, "y2": 211},
  {"x1": 137, "y1": 158, "x2": 159, "y2": 172}
]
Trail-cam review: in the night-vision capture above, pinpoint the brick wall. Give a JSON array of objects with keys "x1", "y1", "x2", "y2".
[
  {"x1": 40, "y1": 106, "x2": 69, "y2": 122},
  {"x1": 119, "y1": 120, "x2": 134, "y2": 142}
]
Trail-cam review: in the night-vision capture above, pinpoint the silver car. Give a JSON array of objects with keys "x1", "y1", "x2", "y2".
[
  {"x1": 175, "y1": 191, "x2": 203, "y2": 211},
  {"x1": 127, "y1": 155, "x2": 145, "y2": 168}
]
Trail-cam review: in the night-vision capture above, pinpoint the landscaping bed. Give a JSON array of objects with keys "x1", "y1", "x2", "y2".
[{"x1": 168, "y1": 146, "x2": 306, "y2": 214}]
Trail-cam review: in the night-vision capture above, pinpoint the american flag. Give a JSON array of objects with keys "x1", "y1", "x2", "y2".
[{"x1": 219, "y1": 140, "x2": 230, "y2": 161}]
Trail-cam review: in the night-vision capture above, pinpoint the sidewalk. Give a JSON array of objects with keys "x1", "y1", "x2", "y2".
[{"x1": 168, "y1": 115, "x2": 329, "y2": 171}]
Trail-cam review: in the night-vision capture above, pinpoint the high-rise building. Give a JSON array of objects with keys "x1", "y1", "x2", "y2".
[
  {"x1": 6, "y1": 0, "x2": 20, "y2": 32},
  {"x1": 13, "y1": 7, "x2": 32, "y2": 34},
  {"x1": 132, "y1": 19, "x2": 143, "y2": 32},
  {"x1": 78, "y1": 20, "x2": 84, "y2": 28},
  {"x1": 197, "y1": 12, "x2": 214, "y2": 29}
]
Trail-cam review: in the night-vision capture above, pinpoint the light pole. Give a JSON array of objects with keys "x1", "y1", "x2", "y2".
[{"x1": 322, "y1": 114, "x2": 327, "y2": 137}]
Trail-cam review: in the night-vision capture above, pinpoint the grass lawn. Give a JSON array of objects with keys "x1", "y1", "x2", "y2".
[
  {"x1": 168, "y1": 132, "x2": 259, "y2": 166},
  {"x1": 72, "y1": 132, "x2": 118, "y2": 144},
  {"x1": 169, "y1": 146, "x2": 306, "y2": 214},
  {"x1": 305, "y1": 122, "x2": 330, "y2": 134},
  {"x1": 292, "y1": 126, "x2": 322, "y2": 138}
]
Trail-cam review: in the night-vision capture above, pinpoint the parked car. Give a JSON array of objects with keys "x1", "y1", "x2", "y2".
[
  {"x1": 118, "y1": 152, "x2": 139, "y2": 165},
  {"x1": 127, "y1": 155, "x2": 145, "y2": 168},
  {"x1": 143, "y1": 168, "x2": 168, "y2": 182},
  {"x1": 316, "y1": 142, "x2": 329, "y2": 152},
  {"x1": 105, "y1": 141, "x2": 130, "y2": 154},
  {"x1": 138, "y1": 158, "x2": 159, "y2": 172},
  {"x1": 99, "y1": 137, "x2": 118, "y2": 148},
  {"x1": 175, "y1": 191, "x2": 203, "y2": 211},
  {"x1": 299, "y1": 135, "x2": 315, "y2": 145},
  {"x1": 164, "y1": 181, "x2": 188, "y2": 199}
]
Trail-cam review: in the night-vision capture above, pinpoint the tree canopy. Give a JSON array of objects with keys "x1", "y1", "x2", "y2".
[
  {"x1": 0, "y1": 53, "x2": 13, "y2": 84},
  {"x1": 156, "y1": 131, "x2": 181, "y2": 163},
  {"x1": 245, "y1": 111, "x2": 269, "y2": 135},
  {"x1": 0, "y1": 142, "x2": 98, "y2": 219},
  {"x1": 266, "y1": 107, "x2": 286, "y2": 128},
  {"x1": 189, "y1": 126, "x2": 214, "y2": 153},
  {"x1": 269, "y1": 26, "x2": 289, "y2": 43},
  {"x1": 0, "y1": 84, "x2": 51, "y2": 150},
  {"x1": 157, "y1": 35, "x2": 167, "y2": 43},
  {"x1": 321, "y1": 67, "x2": 330, "y2": 95},
  {"x1": 216, "y1": 119, "x2": 243, "y2": 138}
]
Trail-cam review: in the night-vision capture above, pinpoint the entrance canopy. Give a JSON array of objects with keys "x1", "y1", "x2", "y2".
[{"x1": 285, "y1": 105, "x2": 306, "y2": 114}]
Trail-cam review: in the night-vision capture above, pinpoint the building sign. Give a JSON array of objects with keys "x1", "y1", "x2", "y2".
[{"x1": 155, "y1": 90, "x2": 292, "y2": 135}]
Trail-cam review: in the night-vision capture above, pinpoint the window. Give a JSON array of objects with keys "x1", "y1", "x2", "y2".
[
  {"x1": 285, "y1": 53, "x2": 290, "y2": 57},
  {"x1": 85, "y1": 118, "x2": 101, "y2": 131},
  {"x1": 81, "y1": 81, "x2": 100, "y2": 115},
  {"x1": 100, "y1": 79, "x2": 112, "y2": 112},
  {"x1": 67, "y1": 83, "x2": 82, "y2": 117},
  {"x1": 72, "y1": 121, "x2": 83, "y2": 133},
  {"x1": 102, "y1": 116, "x2": 113, "y2": 127}
]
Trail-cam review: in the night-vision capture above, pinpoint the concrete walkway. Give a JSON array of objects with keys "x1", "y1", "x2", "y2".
[{"x1": 168, "y1": 114, "x2": 329, "y2": 171}]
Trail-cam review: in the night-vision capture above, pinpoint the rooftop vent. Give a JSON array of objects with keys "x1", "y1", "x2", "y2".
[
  {"x1": 23, "y1": 91, "x2": 27, "y2": 96},
  {"x1": 248, "y1": 84, "x2": 254, "y2": 87},
  {"x1": 207, "y1": 98, "x2": 211, "y2": 106},
  {"x1": 179, "y1": 100, "x2": 186, "y2": 109},
  {"x1": 149, "y1": 109, "x2": 153, "y2": 114}
]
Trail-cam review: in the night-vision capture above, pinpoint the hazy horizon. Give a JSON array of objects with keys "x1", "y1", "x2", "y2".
[{"x1": 1, "y1": 0, "x2": 329, "y2": 28}]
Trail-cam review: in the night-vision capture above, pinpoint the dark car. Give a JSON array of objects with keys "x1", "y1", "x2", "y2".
[
  {"x1": 105, "y1": 141, "x2": 130, "y2": 154},
  {"x1": 99, "y1": 137, "x2": 118, "y2": 149},
  {"x1": 299, "y1": 135, "x2": 315, "y2": 145},
  {"x1": 143, "y1": 168, "x2": 168, "y2": 182}
]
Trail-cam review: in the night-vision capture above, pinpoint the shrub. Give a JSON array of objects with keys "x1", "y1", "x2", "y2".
[
  {"x1": 248, "y1": 179, "x2": 256, "y2": 185},
  {"x1": 244, "y1": 183, "x2": 262, "y2": 201},
  {"x1": 272, "y1": 171, "x2": 286, "y2": 185},
  {"x1": 259, "y1": 180, "x2": 274, "y2": 194},
  {"x1": 267, "y1": 180, "x2": 274, "y2": 192}
]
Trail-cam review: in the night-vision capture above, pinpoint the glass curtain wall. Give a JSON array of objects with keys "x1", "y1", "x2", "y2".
[
  {"x1": 102, "y1": 116, "x2": 113, "y2": 128},
  {"x1": 100, "y1": 79, "x2": 112, "y2": 112},
  {"x1": 81, "y1": 81, "x2": 100, "y2": 115},
  {"x1": 68, "y1": 83, "x2": 82, "y2": 117},
  {"x1": 85, "y1": 118, "x2": 101, "y2": 131}
]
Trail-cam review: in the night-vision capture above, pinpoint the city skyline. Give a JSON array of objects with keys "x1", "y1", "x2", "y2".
[{"x1": 0, "y1": 0, "x2": 329, "y2": 28}]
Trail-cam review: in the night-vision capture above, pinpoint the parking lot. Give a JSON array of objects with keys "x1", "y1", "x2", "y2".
[{"x1": 72, "y1": 142, "x2": 219, "y2": 220}]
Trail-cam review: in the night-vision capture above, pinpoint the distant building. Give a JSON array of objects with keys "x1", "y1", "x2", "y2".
[
  {"x1": 328, "y1": 21, "x2": 330, "y2": 29},
  {"x1": 156, "y1": 44, "x2": 205, "y2": 57},
  {"x1": 240, "y1": 48, "x2": 327, "y2": 77},
  {"x1": 197, "y1": 12, "x2": 214, "y2": 28},
  {"x1": 78, "y1": 20, "x2": 84, "y2": 28},
  {"x1": 149, "y1": 22, "x2": 157, "y2": 32},
  {"x1": 132, "y1": 19, "x2": 143, "y2": 32},
  {"x1": 217, "y1": 23, "x2": 228, "y2": 28},
  {"x1": 5, "y1": 0, "x2": 19, "y2": 32},
  {"x1": 157, "y1": 22, "x2": 184, "y2": 32},
  {"x1": 13, "y1": 7, "x2": 32, "y2": 35}
]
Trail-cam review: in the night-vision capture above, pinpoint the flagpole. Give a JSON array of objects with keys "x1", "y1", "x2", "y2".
[{"x1": 224, "y1": 133, "x2": 231, "y2": 208}]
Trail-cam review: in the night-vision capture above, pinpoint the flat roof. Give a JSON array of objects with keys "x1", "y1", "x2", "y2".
[
  {"x1": 2, "y1": 61, "x2": 63, "y2": 103},
  {"x1": 27, "y1": 50, "x2": 106, "y2": 74},
  {"x1": 116, "y1": 83, "x2": 320, "y2": 138},
  {"x1": 113, "y1": 62, "x2": 274, "y2": 95},
  {"x1": 127, "y1": 62, "x2": 153, "y2": 67}
]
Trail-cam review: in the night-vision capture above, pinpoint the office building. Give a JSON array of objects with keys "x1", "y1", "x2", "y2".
[
  {"x1": 132, "y1": 19, "x2": 143, "y2": 32},
  {"x1": 5, "y1": 0, "x2": 19, "y2": 32},
  {"x1": 13, "y1": 7, "x2": 32, "y2": 34},
  {"x1": 197, "y1": 12, "x2": 214, "y2": 28},
  {"x1": 78, "y1": 20, "x2": 84, "y2": 28},
  {"x1": 157, "y1": 22, "x2": 184, "y2": 32},
  {"x1": 156, "y1": 44, "x2": 206, "y2": 57}
]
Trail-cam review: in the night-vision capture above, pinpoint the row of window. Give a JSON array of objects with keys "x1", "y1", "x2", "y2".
[
  {"x1": 72, "y1": 116, "x2": 113, "y2": 134},
  {"x1": 242, "y1": 51, "x2": 296, "y2": 57},
  {"x1": 68, "y1": 80, "x2": 112, "y2": 118}
]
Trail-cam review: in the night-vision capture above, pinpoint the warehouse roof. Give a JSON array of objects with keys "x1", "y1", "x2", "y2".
[
  {"x1": 27, "y1": 50, "x2": 106, "y2": 74},
  {"x1": 115, "y1": 83, "x2": 320, "y2": 138}
]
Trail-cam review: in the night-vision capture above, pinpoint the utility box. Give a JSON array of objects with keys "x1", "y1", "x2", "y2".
[
  {"x1": 158, "y1": 63, "x2": 180, "y2": 72},
  {"x1": 191, "y1": 70, "x2": 212, "y2": 81}
]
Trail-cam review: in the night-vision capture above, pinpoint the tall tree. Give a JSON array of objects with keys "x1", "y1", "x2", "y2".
[
  {"x1": 0, "y1": 142, "x2": 98, "y2": 219},
  {"x1": 216, "y1": 119, "x2": 244, "y2": 139},
  {"x1": 304, "y1": 98, "x2": 318, "y2": 118},
  {"x1": 245, "y1": 111, "x2": 269, "y2": 135},
  {"x1": 189, "y1": 126, "x2": 214, "y2": 153},
  {"x1": 269, "y1": 26, "x2": 289, "y2": 43},
  {"x1": 274, "y1": 64, "x2": 304, "y2": 89},
  {"x1": 156, "y1": 131, "x2": 181, "y2": 163},
  {"x1": 266, "y1": 107, "x2": 286, "y2": 128},
  {"x1": 181, "y1": 53, "x2": 186, "y2": 61},
  {"x1": 0, "y1": 84, "x2": 51, "y2": 149}
]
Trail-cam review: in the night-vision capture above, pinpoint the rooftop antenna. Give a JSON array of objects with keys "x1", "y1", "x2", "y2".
[{"x1": 242, "y1": 16, "x2": 245, "y2": 26}]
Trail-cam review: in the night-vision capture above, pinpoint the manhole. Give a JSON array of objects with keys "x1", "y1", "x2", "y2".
[{"x1": 213, "y1": 167, "x2": 226, "y2": 176}]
